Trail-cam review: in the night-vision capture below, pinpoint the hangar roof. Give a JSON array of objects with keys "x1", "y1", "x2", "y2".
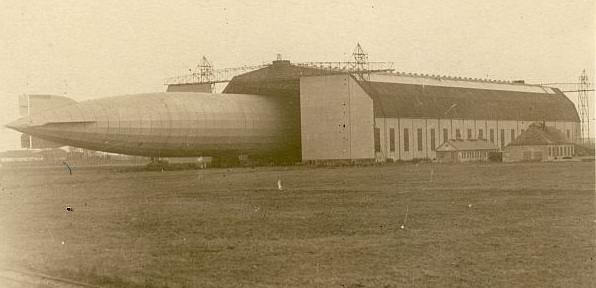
[
  {"x1": 223, "y1": 60, "x2": 344, "y2": 95},
  {"x1": 225, "y1": 61, "x2": 579, "y2": 123},
  {"x1": 357, "y1": 78, "x2": 580, "y2": 122}
]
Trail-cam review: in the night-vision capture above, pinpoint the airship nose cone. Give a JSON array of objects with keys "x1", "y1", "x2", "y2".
[{"x1": 5, "y1": 117, "x2": 31, "y2": 132}]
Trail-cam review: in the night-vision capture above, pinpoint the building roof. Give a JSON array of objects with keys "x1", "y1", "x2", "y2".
[
  {"x1": 225, "y1": 62, "x2": 579, "y2": 123},
  {"x1": 356, "y1": 78, "x2": 580, "y2": 122},
  {"x1": 223, "y1": 60, "x2": 347, "y2": 95},
  {"x1": 507, "y1": 123, "x2": 570, "y2": 146},
  {"x1": 436, "y1": 139, "x2": 499, "y2": 152}
]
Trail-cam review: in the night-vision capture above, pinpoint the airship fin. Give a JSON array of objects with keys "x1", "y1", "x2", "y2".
[
  {"x1": 19, "y1": 94, "x2": 77, "y2": 116},
  {"x1": 14, "y1": 95, "x2": 77, "y2": 149}
]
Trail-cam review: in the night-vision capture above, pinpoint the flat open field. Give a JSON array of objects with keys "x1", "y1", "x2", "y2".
[{"x1": 0, "y1": 161, "x2": 594, "y2": 287}]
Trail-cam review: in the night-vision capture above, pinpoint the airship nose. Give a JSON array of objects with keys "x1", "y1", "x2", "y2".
[{"x1": 5, "y1": 117, "x2": 31, "y2": 132}]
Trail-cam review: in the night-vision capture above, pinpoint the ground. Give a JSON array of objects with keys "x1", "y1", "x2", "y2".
[{"x1": 0, "y1": 161, "x2": 594, "y2": 287}]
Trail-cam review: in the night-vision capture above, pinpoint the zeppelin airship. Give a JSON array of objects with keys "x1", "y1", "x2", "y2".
[{"x1": 5, "y1": 92, "x2": 295, "y2": 160}]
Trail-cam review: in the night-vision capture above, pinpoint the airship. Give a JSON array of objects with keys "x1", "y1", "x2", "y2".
[{"x1": 5, "y1": 92, "x2": 296, "y2": 160}]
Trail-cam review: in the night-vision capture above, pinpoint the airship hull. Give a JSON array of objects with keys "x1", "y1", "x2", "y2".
[{"x1": 6, "y1": 92, "x2": 292, "y2": 157}]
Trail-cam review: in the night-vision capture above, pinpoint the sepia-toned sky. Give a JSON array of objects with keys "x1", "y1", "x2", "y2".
[{"x1": 0, "y1": 0, "x2": 594, "y2": 151}]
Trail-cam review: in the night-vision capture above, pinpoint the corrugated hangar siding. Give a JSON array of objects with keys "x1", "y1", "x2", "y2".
[{"x1": 358, "y1": 80, "x2": 580, "y2": 122}]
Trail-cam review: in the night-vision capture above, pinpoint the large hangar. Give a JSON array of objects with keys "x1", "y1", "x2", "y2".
[
  {"x1": 301, "y1": 73, "x2": 580, "y2": 162},
  {"x1": 225, "y1": 61, "x2": 580, "y2": 163}
]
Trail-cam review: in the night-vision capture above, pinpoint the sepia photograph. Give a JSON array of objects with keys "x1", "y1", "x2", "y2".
[{"x1": 0, "y1": 0, "x2": 594, "y2": 287}]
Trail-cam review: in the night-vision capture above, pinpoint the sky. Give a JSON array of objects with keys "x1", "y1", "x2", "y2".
[{"x1": 0, "y1": 0, "x2": 594, "y2": 151}]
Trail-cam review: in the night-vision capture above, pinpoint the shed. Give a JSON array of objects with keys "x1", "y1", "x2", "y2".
[
  {"x1": 436, "y1": 139, "x2": 499, "y2": 162},
  {"x1": 503, "y1": 122, "x2": 574, "y2": 162}
]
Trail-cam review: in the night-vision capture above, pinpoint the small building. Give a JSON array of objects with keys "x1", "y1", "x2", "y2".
[
  {"x1": 435, "y1": 139, "x2": 499, "y2": 162},
  {"x1": 164, "y1": 156, "x2": 212, "y2": 168},
  {"x1": 0, "y1": 148, "x2": 67, "y2": 166},
  {"x1": 503, "y1": 122, "x2": 574, "y2": 162}
]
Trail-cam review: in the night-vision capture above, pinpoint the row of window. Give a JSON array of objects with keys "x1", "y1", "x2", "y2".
[
  {"x1": 460, "y1": 150, "x2": 493, "y2": 159},
  {"x1": 374, "y1": 127, "x2": 572, "y2": 153},
  {"x1": 548, "y1": 146, "x2": 572, "y2": 157}
]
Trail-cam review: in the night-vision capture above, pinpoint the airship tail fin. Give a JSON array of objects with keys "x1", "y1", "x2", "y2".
[
  {"x1": 19, "y1": 94, "x2": 77, "y2": 116},
  {"x1": 17, "y1": 94, "x2": 76, "y2": 149}
]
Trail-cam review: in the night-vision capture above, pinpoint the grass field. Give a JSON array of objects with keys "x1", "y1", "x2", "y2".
[{"x1": 0, "y1": 161, "x2": 594, "y2": 287}]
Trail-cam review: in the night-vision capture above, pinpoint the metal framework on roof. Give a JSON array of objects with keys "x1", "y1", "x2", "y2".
[
  {"x1": 163, "y1": 44, "x2": 394, "y2": 86},
  {"x1": 293, "y1": 61, "x2": 393, "y2": 73},
  {"x1": 164, "y1": 57, "x2": 267, "y2": 86},
  {"x1": 540, "y1": 82, "x2": 594, "y2": 93}
]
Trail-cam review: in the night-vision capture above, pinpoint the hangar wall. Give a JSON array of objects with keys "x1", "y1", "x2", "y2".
[
  {"x1": 300, "y1": 75, "x2": 374, "y2": 161},
  {"x1": 374, "y1": 118, "x2": 578, "y2": 161}
]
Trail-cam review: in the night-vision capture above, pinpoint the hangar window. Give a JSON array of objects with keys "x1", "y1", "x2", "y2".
[
  {"x1": 467, "y1": 129, "x2": 472, "y2": 139},
  {"x1": 478, "y1": 129, "x2": 483, "y2": 139},
  {"x1": 374, "y1": 128, "x2": 381, "y2": 153},
  {"x1": 417, "y1": 129, "x2": 423, "y2": 151},
  {"x1": 430, "y1": 129, "x2": 436, "y2": 151},
  {"x1": 443, "y1": 129, "x2": 448, "y2": 143},
  {"x1": 404, "y1": 129, "x2": 410, "y2": 152},
  {"x1": 389, "y1": 128, "x2": 395, "y2": 152},
  {"x1": 490, "y1": 129, "x2": 494, "y2": 142},
  {"x1": 456, "y1": 129, "x2": 461, "y2": 139},
  {"x1": 500, "y1": 129, "x2": 505, "y2": 147},
  {"x1": 567, "y1": 130, "x2": 570, "y2": 139},
  {"x1": 511, "y1": 129, "x2": 515, "y2": 142}
]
